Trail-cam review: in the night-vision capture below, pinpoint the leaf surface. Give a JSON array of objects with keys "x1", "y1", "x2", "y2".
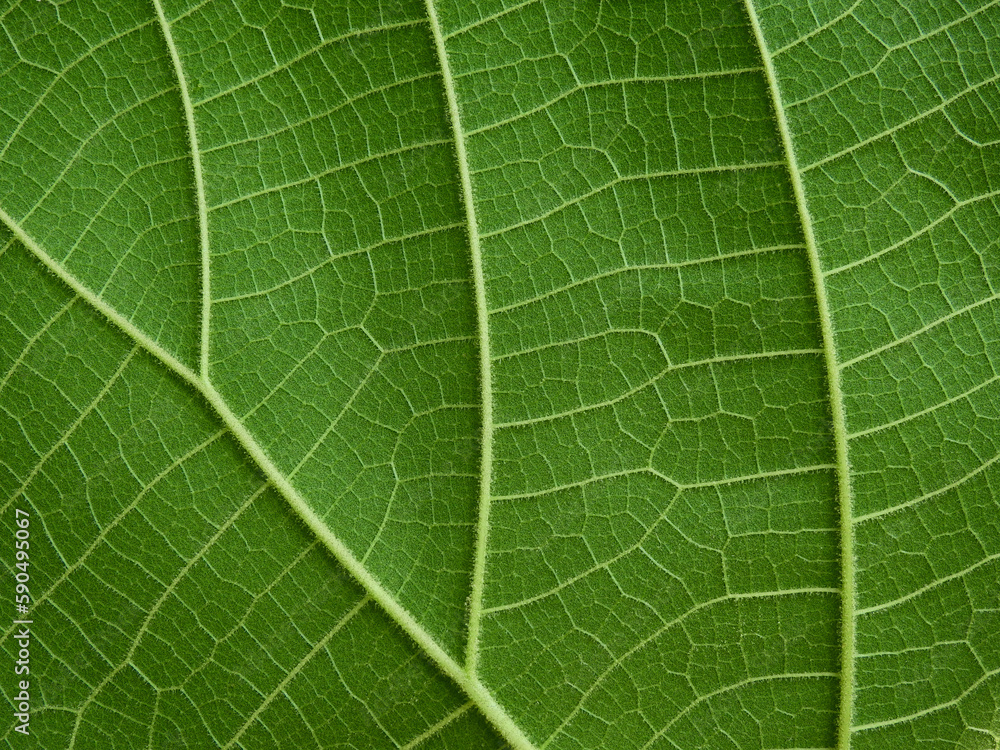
[{"x1": 1, "y1": 0, "x2": 998, "y2": 748}]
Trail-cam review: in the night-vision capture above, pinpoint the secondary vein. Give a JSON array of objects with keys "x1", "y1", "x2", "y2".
[
  {"x1": 152, "y1": 0, "x2": 212, "y2": 381},
  {"x1": 0, "y1": 209, "x2": 535, "y2": 750},
  {"x1": 424, "y1": 0, "x2": 496, "y2": 681},
  {"x1": 741, "y1": 3, "x2": 858, "y2": 749}
]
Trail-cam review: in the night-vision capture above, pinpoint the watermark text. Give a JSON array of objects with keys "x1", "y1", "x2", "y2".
[{"x1": 12, "y1": 508, "x2": 31, "y2": 736}]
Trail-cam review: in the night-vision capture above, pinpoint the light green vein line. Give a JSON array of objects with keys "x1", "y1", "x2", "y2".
[
  {"x1": 222, "y1": 596, "x2": 371, "y2": 750},
  {"x1": 0, "y1": 3, "x2": 20, "y2": 24},
  {"x1": 193, "y1": 18, "x2": 428, "y2": 107},
  {"x1": 443, "y1": 0, "x2": 537, "y2": 39},
  {"x1": 464, "y1": 68, "x2": 764, "y2": 137},
  {"x1": 493, "y1": 467, "x2": 678, "y2": 502},
  {"x1": 742, "y1": 4, "x2": 857, "y2": 749},
  {"x1": 65, "y1": 479, "x2": 266, "y2": 749},
  {"x1": 38, "y1": 147, "x2": 189, "y2": 276},
  {"x1": 199, "y1": 72, "x2": 441, "y2": 155},
  {"x1": 23, "y1": 89, "x2": 176, "y2": 227},
  {"x1": 770, "y1": 0, "x2": 862, "y2": 57},
  {"x1": 0, "y1": 207, "x2": 536, "y2": 750},
  {"x1": 640, "y1": 673, "x2": 840, "y2": 750},
  {"x1": 490, "y1": 463, "x2": 837, "y2": 502},
  {"x1": 495, "y1": 326, "x2": 818, "y2": 365},
  {"x1": 853, "y1": 667, "x2": 1000, "y2": 732},
  {"x1": 787, "y1": 0, "x2": 1000, "y2": 110},
  {"x1": 491, "y1": 328, "x2": 668, "y2": 363},
  {"x1": 2, "y1": 345, "x2": 137, "y2": 517},
  {"x1": 677, "y1": 462, "x2": 837, "y2": 490},
  {"x1": 479, "y1": 160, "x2": 785, "y2": 241},
  {"x1": 212, "y1": 222, "x2": 463, "y2": 304},
  {"x1": 856, "y1": 552, "x2": 1000, "y2": 617},
  {"x1": 840, "y1": 290, "x2": 1000, "y2": 370},
  {"x1": 4, "y1": 426, "x2": 225, "y2": 648},
  {"x1": 400, "y1": 702, "x2": 472, "y2": 750},
  {"x1": 0, "y1": 210, "x2": 203, "y2": 385},
  {"x1": 152, "y1": 0, "x2": 212, "y2": 380},
  {"x1": 825, "y1": 187, "x2": 1000, "y2": 277},
  {"x1": 120, "y1": 483, "x2": 269, "y2": 663},
  {"x1": 286, "y1": 359, "x2": 383, "y2": 480},
  {"x1": 858, "y1": 638, "x2": 966, "y2": 659},
  {"x1": 0, "y1": 18, "x2": 155, "y2": 159},
  {"x1": 495, "y1": 348, "x2": 825, "y2": 429},
  {"x1": 854, "y1": 449, "x2": 1000, "y2": 524},
  {"x1": 848, "y1": 373, "x2": 1000, "y2": 440},
  {"x1": 0, "y1": 297, "x2": 74, "y2": 395},
  {"x1": 425, "y1": 0, "x2": 496, "y2": 681},
  {"x1": 488, "y1": 244, "x2": 805, "y2": 316},
  {"x1": 803, "y1": 69, "x2": 1000, "y2": 173},
  {"x1": 176, "y1": 540, "x2": 322, "y2": 696},
  {"x1": 207, "y1": 137, "x2": 454, "y2": 212},
  {"x1": 484, "y1": 500, "x2": 690, "y2": 616},
  {"x1": 541, "y1": 589, "x2": 840, "y2": 748}
]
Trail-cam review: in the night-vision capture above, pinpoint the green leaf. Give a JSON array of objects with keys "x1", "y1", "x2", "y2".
[{"x1": 2, "y1": 0, "x2": 998, "y2": 747}]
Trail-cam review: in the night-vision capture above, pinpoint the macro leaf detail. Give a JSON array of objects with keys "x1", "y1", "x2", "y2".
[{"x1": 1, "y1": 0, "x2": 998, "y2": 748}]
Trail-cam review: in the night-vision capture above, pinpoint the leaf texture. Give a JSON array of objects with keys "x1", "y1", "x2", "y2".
[{"x1": 1, "y1": 0, "x2": 998, "y2": 748}]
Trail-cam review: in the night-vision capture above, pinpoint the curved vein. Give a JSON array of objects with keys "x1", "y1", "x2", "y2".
[
  {"x1": 221, "y1": 597, "x2": 371, "y2": 750},
  {"x1": 0, "y1": 207, "x2": 536, "y2": 750},
  {"x1": 152, "y1": 0, "x2": 211, "y2": 379},
  {"x1": 1, "y1": 344, "x2": 137, "y2": 519},
  {"x1": 65, "y1": 481, "x2": 267, "y2": 748},
  {"x1": 424, "y1": 0, "x2": 496, "y2": 679},
  {"x1": 742, "y1": 3, "x2": 857, "y2": 747}
]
